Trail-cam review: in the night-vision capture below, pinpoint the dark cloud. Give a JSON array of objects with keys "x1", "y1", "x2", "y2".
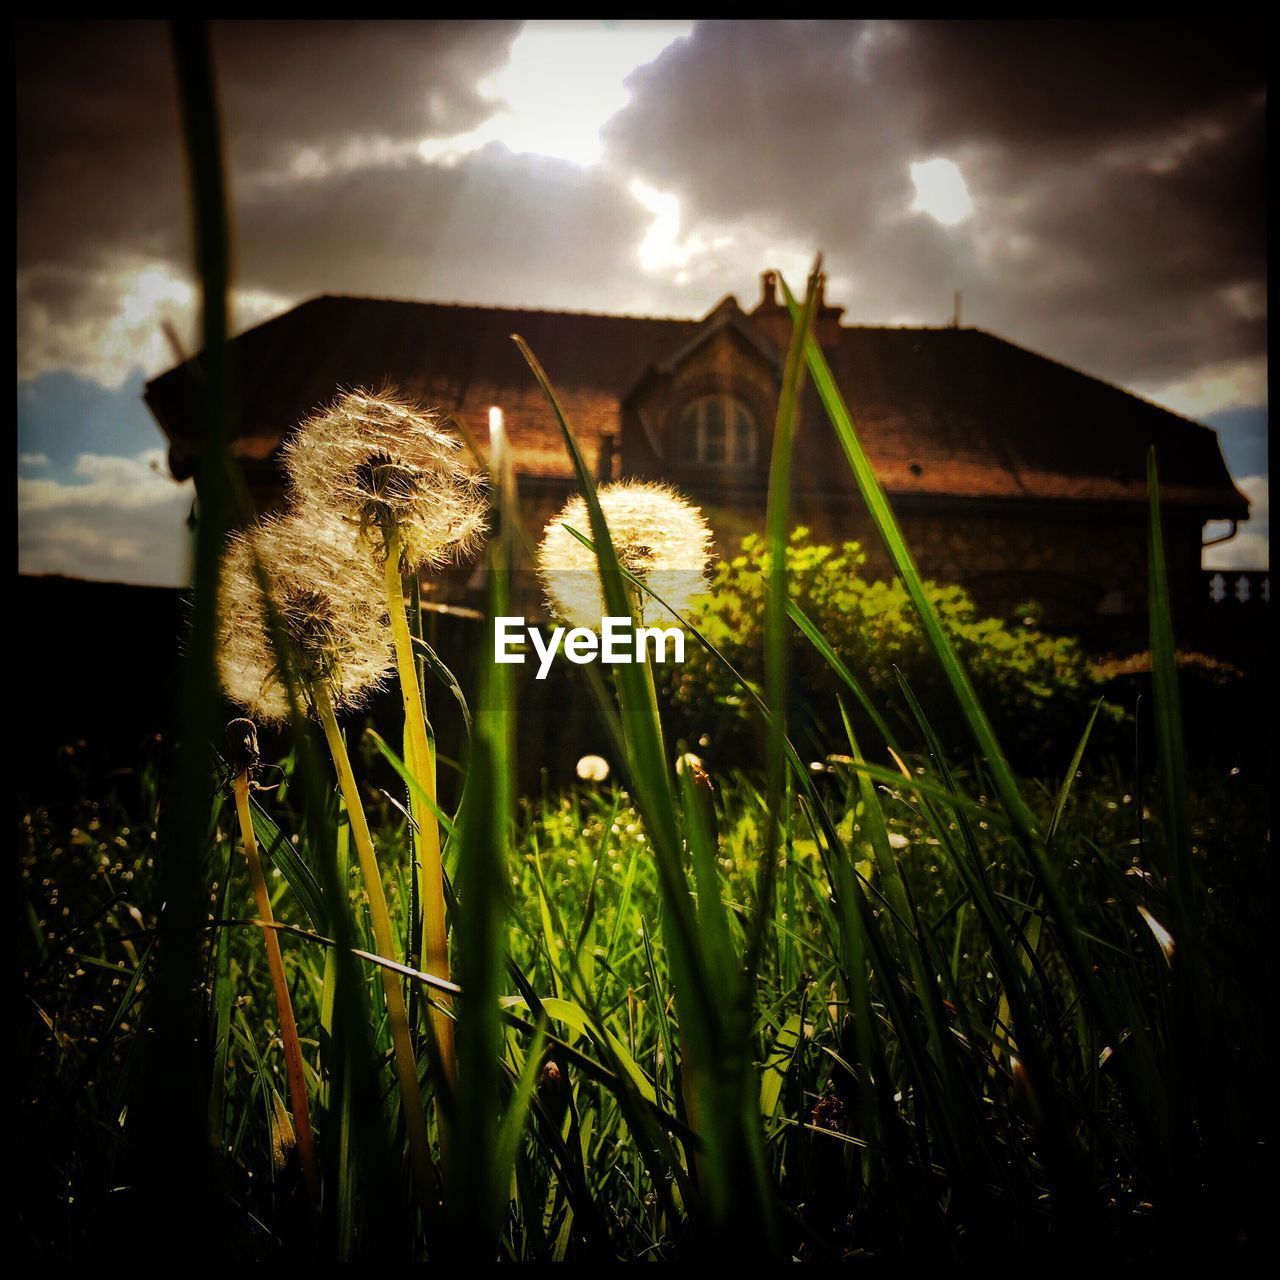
[
  {"x1": 233, "y1": 145, "x2": 650, "y2": 308},
  {"x1": 609, "y1": 22, "x2": 885, "y2": 222},
  {"x1": 604, "y1": 19, "x2": 1266, "y2": 390},
  {"x1": 16, "y1": 19, "x2": 1268, "y2": 399},
  {"x1": 16, "y1": 19, "x2": 519, "y2": 270},
  {"x1": 893, "y1": 20, "x2": 1264, "y2": 152}
]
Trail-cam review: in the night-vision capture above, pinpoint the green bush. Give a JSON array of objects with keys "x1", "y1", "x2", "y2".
[{"x1": 667, "y1": 528, "x2": 1112, "y2": 767}]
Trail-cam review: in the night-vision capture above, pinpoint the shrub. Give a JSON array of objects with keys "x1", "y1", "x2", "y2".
[{"x1": 667, "y1": 528, "x2": 1111, "y2": 767}]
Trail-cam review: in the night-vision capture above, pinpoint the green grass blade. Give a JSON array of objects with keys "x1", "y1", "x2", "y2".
[
  {"x1": 451, "y1": 413, "x2": 518, "y2": 1257},
  {"x1": 786, "y1": 596, "x2": 897, "y2": 748},
  {"x1": 752, "y1": 260, "x2": 820, "y2": 978},
  {"x1": 780, "y1": 274, "x2": 1162, "y2": 1173},
  {"x1": 366, "y1": 728, "x2": 458, "y2": 840},
  {"x1": 779, "y1": 275, "x2": 1039, "y2": 844},
  {"x1": 206, "y1": 839, "x2": 237, "y2": 1155},
  {"x1": 1048, "y1": 700, "x2": 1102, "y2": 847},
  {"x1": 1146, "y1": 449, "x2": 1195, "y2": 922},
  {"x1": 513, "y1": 334, "x2": 778, "y2": 1256}
]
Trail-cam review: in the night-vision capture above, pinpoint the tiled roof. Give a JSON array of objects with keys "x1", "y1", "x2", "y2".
[
  {"x1": 145, "y1": 293, "x2": 1248, "y2": 518},
  {"x1": 811, "y1": 327, "x2": 1247, "y2": 513}
]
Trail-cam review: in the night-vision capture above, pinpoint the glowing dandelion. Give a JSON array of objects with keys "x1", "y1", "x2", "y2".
[
  {"x1": 216, "y1": 510, "x2": 393, "y2": 724},
  {"x1": 576, "y1": 754, "x2": 611, "y2": 782},
  {"x1": 538, "y1": 480, "x2": 713, "y2": 629},
  {"x1": 282, "y1": 389, "x2": 482, "y2": 1110},
  {"x1": 217, "y1": 506, "x2": 437, "y2": 1207},
  {"x1": 281, "y1": 388, "x2": 488, "y2": 570}
]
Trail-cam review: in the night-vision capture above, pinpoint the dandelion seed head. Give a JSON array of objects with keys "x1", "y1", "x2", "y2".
[
  {"x1": 217, "y1": 509, "x2": 393, "y2": 724},
  {"x1": 538, "y1": 480, "x2": 712, "y2": 629},
  {"x1": 282, "y1": 389, "x2": 488, "y2": 570},
  {"x1": 576, "y1": 754, "x2": 611, "y2": 782}
]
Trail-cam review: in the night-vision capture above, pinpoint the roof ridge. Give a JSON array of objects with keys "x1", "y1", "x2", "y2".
[
  {"x1": 299, "y1": 293, "x2": 988, "y2": 337},
  {"x1": 303, "y1": 292, "x2": 701, "y2": 326}
]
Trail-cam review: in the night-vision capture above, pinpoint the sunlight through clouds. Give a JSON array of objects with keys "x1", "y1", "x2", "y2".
[
  {"x1": 17, "y1": 257, "x2": 293, "y2": 387},
  {"x1": 417, "y1": 20, "x2": 693, "y2": 167},
  {"x1": 909, "y1": 157, "x2": 975, "y2": 227},
  {"x1": 629, "y1": 179, "x2": 729, "y2": 279},
  {"x1": 1140, "y1": 356, "x2": 1269, "y2": 420}
]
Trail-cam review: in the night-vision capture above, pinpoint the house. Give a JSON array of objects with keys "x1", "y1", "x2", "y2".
[{"x1": 145, "y1": 272, "x2": 1249, "y2": 646}]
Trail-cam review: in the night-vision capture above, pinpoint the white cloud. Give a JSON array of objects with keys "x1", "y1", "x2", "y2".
[
  {"x1": 17, "y1": 255, "x2": 295, "y2": 388},
  {"x1": 17, "y1": 260, "x2": 195, "y2": 388},
  {"x1": 18, "y1": 452, "x2": 49, "y2": 468},
  {"x1": 1203, "y1": 473, "x2": 1269, "y2": 570},
  {"x1": 18, "y1": 448, "x2": 194, "y2": 587},
  {"x1": 629, "y1": 179, "x2": 736, "y2": 279},
  {"x1": 418, "y1": 20, "x2": 693, "y2": 168},
  {"x1": 1137, "y1": 356, "x2": 1268, "y2": 420}
]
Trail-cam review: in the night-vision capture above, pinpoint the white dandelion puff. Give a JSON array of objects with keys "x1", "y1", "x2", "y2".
[
  {"x1": 538, "y1": 480, "x2": 713, "y2": 629},
  {"x1": 217, "y1": 509, "x2": 393, "y2": 724},
  {"x1": 281, "y1": 388, "x2": 488, "y2": 570},
  {"x1": 575, "y1": 754, "x2": 611, "y2": 782}
]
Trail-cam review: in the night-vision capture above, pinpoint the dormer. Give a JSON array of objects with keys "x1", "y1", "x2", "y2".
[{"x1": 620, "y1": 293, "x2": 780, "y2": 487}]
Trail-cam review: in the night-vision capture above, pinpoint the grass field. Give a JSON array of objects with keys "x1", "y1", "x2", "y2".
[
  {"x1": 15, "y1": 25, "x2": 1271, "y2": 1263},
  {"x1": 17, "y1": 741, "x2": 1270, "y2": 1260}
]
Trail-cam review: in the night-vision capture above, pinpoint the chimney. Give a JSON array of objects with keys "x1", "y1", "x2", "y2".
[
  {"x1": 596, "y1": 433, "x2": 616, "y2": 482},
  {"x1": 757, "y1": 269, "x2": 780, "y2": 310},
  {"x1": 813, "y1": 271, "x2": 844, "y2": 344}
]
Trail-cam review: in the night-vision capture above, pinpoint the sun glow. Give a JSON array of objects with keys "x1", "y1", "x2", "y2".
[
  {"x1": 418, "y1": 20, "x2": 693, "y2": 168},
  {"x1": 909, "y1": 158, "x2": 974, "y2": 227}
]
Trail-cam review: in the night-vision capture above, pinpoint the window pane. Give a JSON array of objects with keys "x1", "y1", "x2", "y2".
[
  {"x1": 677, "y1": 397, "x2": 755, "y2": 465},
  {"x1": 702, "y1": 418, "x2": 726, "y2": 463},
  {"x1": 678, "y1": 405, "x2": 699, "y2": 459},
  {"x1": 679, "y1": 423, "x2": 697, "y2": 460},
  {"x1": 732, "y1": 403, "x2": 754, "y2": 463}
]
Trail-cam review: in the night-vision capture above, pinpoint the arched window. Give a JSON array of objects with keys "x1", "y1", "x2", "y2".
[{"x1": 678, "y1": 395, "x2": 757, "y2": 467}]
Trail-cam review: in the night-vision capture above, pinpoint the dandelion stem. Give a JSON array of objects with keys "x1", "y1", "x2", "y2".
[
  {"x1": 232, "y1": 770, "x2": 319, "y2": 1202},
  {"x1": 314, "y1": 682, "x2": 437, "y2": 1212},
  {"x1": 383, "y1": 533, "x2": 457, "y2": 1096}
]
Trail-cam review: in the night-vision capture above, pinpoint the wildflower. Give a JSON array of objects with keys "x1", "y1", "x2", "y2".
[
  {"x1": 538, "y1": 480, "x2": 713, "y2": 629},
  {"x1": 674, "y1": 751, "x2": 703, "y2": 777},
  {"x1": 576, "y1": 754, "x2": 611, "y2": 782},
  {"x1": 281, "y1": 388, "x2": 487, "y2": 570},
  {"x1": 217, "y1": 509, "x2": 393, "y2": 724},
  {"x1": 675, "y1": 751, "x2": 712, "y2": 789}
]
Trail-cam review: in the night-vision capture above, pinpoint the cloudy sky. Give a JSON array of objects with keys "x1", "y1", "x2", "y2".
[{"x1": 16, "y1": 19, "x2": 1267, "y2": 585}]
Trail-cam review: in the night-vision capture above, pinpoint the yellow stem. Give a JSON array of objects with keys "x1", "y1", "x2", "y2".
[
  {"x1": 383, "y1": 537, "x2": 456, "y2": 1093},
  {"x1": 233, "y1": 771, "x2": 319, "y2": 1203},
  {"x1": 315, "y1": 683, "x2": 436, "y2": 1212}
]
